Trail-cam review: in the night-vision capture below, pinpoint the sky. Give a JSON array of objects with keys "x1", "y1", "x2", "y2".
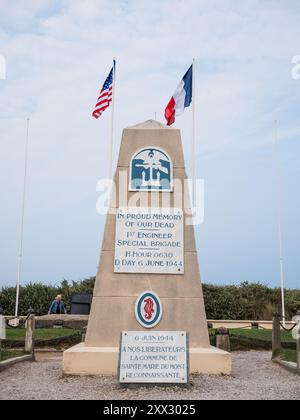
[{"x1": 0, "y1": 0, "x2": 299, "y2": 289}]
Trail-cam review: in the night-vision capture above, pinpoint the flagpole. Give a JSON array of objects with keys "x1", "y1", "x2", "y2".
[
  {"x1": 15, "y1": 117, "x2": 30, "y2": 319},
  {"x1": 192, "y1": 58, "x2": 196, "y2": 208},
  {"x1": 274, "y1": 120, "x2": 286, "y2": 327},
  {"x1": 109, "y1": 59, "x2": 116, "y2": 179}
]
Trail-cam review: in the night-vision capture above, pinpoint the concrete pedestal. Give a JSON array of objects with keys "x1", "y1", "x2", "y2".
[{"x1": 63, "y1": 343, "x2": 231, "y2": 376}]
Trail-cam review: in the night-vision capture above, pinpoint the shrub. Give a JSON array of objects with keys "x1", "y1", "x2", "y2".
[
  {"x1": 202, "y1": 282, "x2": 300, "y2": 320},
  {"x1": 0, "y1": 277, "x2": 95, "y2": 316},
  {"x1": 0, "y1": 278, "x2": 299, "y2": 320}
]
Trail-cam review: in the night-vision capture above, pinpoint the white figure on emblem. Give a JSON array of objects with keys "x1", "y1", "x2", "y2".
[
  {"x1": 135, "y1": 150, "x2": 168, "y2": 188},
  {"x1": 130, "y1": 147, "x2": 173, "y2": 191}
]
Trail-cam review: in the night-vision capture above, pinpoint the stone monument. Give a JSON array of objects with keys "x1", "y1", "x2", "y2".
[{"x1": 63, "y1": 120, "x2": 231, "y2": 375}]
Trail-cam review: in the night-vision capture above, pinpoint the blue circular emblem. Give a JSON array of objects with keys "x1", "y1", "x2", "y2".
[{"x1": 135, "y1": 291, "x2": 163, "y2": 329}]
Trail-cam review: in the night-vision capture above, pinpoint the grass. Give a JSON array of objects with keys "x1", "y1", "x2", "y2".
[
  {"x1": 228, "y1": 328, "x2": 294, "y2": 342},
  {"x1": 0, "y1": 349, "x2": 25, "y2": 362},
  {"x1": 277, "y1": 349, "x2": 298, "y2": 364},
  {"x1": 5, "y1": 327, "x2": 81, "y2": 341}
]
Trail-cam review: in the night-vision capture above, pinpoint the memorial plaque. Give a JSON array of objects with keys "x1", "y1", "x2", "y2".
[
  {"x1": 129, "y1": 147, "x2": 173, "y2": 192},
  {"x1": 0, "y1": 316, "x2": 6, "y2": 340},
  {"x1": 292, "y1": 315, "x2": 300, "y2": 340},
  {"x1": 292, "y1": 315, "x2": 300, "y2": 324},
  {"x1": 119, "y1": 331, "x2": 188, "y2": 384},
  {"x1": 114, "y1": 207, "x2": 184, "y2": 274}
]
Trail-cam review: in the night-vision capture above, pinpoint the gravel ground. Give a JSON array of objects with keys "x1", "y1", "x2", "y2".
[{"x1": 0, "y1": 351, "x2": 299, "y2": 400}]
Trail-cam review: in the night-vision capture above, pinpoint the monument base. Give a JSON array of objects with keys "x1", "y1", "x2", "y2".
[{"x1": 63, "y1": 343, "x2": 232, "y2": 376}]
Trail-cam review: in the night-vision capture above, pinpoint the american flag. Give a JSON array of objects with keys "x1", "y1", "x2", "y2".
[{"x1": 92, "y1": 61, "x2": 115, "y2": 119}]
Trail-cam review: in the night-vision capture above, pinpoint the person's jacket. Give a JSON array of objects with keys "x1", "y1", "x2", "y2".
[{"x1": 48, "y1": 300, "x2": 66, "y2": 314}]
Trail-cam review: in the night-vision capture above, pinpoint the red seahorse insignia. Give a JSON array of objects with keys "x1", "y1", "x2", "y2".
[{"x1": 144, "y1": 297, "x2": 154, "y2": 320}]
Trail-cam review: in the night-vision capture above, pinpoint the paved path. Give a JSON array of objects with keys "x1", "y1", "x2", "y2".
[{"x1": 0, "y1": 352, "x2": 299, "y2": 400}]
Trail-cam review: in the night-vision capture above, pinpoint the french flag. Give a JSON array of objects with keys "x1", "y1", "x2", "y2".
[{"x1": 164, "y1": 64, "x2": 193, "y2": 126}]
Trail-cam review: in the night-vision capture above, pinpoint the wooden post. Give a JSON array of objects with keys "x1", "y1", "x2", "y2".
[
  {"x1": 216, "y1": 327, "x2": 231, "y2": 352},
  {"x1": 0, "y1": 311, "x2": 4, "y2": 361},
  {"x1": 25, "y1": 315, "x2": 35, "y2": 355},
  {"x1": 297, "y1": 338, "x2": 300, "y2": 369},
  {"x1": 82, "y1": 327, "x2": 87, "y2": 343},
  {"x1": 272, "y1": 313, "x2": 281, "y2": 359}
]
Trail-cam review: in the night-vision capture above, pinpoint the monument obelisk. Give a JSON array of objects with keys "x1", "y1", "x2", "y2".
[{"x1": 63, "y1": 120, "x2": 231, "y2": 375}]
